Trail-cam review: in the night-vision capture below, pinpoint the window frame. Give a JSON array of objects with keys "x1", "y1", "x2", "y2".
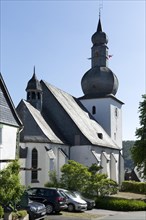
[{"x1": 31, "y1": 148, "x2": 38, "y2": 182}]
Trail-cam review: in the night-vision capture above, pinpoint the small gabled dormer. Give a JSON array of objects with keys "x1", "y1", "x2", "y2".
[{"x1": 25, "y1": 67, "x2": 42, "y2": 111}]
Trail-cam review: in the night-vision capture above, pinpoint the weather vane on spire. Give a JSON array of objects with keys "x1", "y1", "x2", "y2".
[{"x1": 99, "y1": 0, "x2": 103, "y2": 18}]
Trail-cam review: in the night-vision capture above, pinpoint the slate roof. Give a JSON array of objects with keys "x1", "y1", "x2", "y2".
[
  {"x1": 17, "y1": 99, "x2": 63, "y2": 144},
  {"x1": 41, "y1": 80, "x2": 119, "y2": 150},
  {"x1": 0, "y1": 73, "x2": 22, "y2": 127}
]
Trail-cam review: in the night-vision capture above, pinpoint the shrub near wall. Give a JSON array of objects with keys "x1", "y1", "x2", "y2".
[{"x1": 121, "y1": 181, "x2": 146, "y2": 194}]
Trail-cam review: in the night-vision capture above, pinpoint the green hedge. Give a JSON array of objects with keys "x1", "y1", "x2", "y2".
[
  {"x1": 121, "y1": 181, "x2": 146, "y2": 194},
  {"x1": 95, "y1": 196, "x2": 146, "y2": 211}
]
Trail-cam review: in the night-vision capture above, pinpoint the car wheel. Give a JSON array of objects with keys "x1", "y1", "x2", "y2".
[
  {"x1": 46, "y1": 204, "x2": 54, "y2": 214},
  {"x1": 87, "y1": 205, "x2": 93, "y2": 210},
  {"x1": 68, "y1": 204, "x2": 75, "y2": 212},
  {"x1": 87, "y1": 207, "x2": 92, "y2": 210}
]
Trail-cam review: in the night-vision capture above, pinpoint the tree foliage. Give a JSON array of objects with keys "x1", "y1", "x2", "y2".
[
  {"x1": 0, "y1": 160, "x2": 25, "y2": 210},
  {"x1": 60, "y1": 160, "x2": 118, "y2": 197},
  {"x1": 123, "y1": 141, "x2": 135, "y2": 170},
  {"x1": 60, "y1": 160, "x2": 90, "y2": 192},
  {"x1": 44, "y1": 170, "x2": 60, "y2": 188},
  {"x1": 131, "y1": 94, "x2": 146, "y2": 179}
]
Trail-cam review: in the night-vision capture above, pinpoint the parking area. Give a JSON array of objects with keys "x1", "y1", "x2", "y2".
[
  {"x1": 44, "y1": 209, "x2": 117, "y2": 220},
  {"x1": 44, "y1": 209, "x2": 146, "y2": 220}
]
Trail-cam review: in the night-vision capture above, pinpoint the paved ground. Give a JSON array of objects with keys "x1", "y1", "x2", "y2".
[
  {"x1": 99, "y1": 211, "x2": 146, "y2": 220},
  {"x1": 45, "y1": 209, "x2": 118, "y2": 220},
  {"x1": 45, "y1": 209, "x2": 146, "y2": 220}
]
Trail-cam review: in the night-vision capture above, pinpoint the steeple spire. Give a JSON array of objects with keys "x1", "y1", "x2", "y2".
[
  {"x1": 97, "y1": 17, "x2": 102, "y2": 32},
  {"x1": 33, "y1": 66, "x2": 36, "y2": 75},
  {"x1": 98, "y1": 0, "x2": 103, "y2": 32}
]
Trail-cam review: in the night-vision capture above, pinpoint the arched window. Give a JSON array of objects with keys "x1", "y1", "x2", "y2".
[
  {"x1": 92, "y1": 106, "x2": 96, "y2": 115},
  {"x1": 115, "y1": 107, "x2": 118, "y2": 117},
  {"x1": 32, "y1": 92, "x2": 36, "y2": 100},
  {"x1": 31, "y1": 148, "x2": 38, "y2": 182},
  {"x1": 27, "y1": 92, "x2": 31, "y2": 100},
  {"x1": 37, "y1": 92, "x2": 40, "y2": 100}
]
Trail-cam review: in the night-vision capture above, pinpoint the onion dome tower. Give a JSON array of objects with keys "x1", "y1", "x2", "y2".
[
  {"x1": 81, "y1": 17, "x2": 119, "y2": 98},
  {"x1": 79, "y1": 16, "x2": 123, "y2": 149},
  {"x1": 26, "y1": 67, "x2": 42, "y2": 111}
]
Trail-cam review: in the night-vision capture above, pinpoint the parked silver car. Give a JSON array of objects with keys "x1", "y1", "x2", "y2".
[
  {"x1": 72, "y1": 191, "x2": 95, "y2": 210},
  {"x1": 58, "y1": 189, "x2": 87, "y2": 212}
]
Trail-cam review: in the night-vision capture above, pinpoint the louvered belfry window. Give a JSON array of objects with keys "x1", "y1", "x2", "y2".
[{"x1": 92, "y1": 106, "x2": 96, "y2": 115}]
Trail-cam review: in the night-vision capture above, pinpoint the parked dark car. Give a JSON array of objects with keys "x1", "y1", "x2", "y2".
[
  {"x1": 0, "y1": 199, "x2": 46, "y2": 220},
  {"x1": 27, "y1": 187, "x2": 67, "y2": 214},
  {"x1": 19, "y1": 200, "x2": 46, "y2": 220},
  {"x1": 72, "y1": 191, "x2": 95, "y2": 210}
]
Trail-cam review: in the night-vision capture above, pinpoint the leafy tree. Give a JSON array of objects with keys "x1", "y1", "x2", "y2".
[
  {"x1": 88, "y1": 163, "x2": 102, "y2": 174},
  {"x1": 131, "y1": 95, "x2": 146, "y2": 180},
  {"x1": 0, "y1": 160, "x2": 25, "y2": 210},
  {"x1": 44, "y1": 171, "x2": 60, "y2": 188},
  {"x1": 85, "y1": 163, "x2": 118, "y2": 197},
  {"x1": 60, "y1": 160, "x2": 118, "y2": 196},
  {"x1": 60, "y1": 160, "x2": 91, "y2": 192}
]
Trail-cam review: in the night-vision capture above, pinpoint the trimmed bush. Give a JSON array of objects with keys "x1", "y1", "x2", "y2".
[
  {"x1": 121, "y1": 181, "x2": 146, "y2": 194},
  {"x1": 95, "y1": 196, "x2": 146, "y2": 211}
]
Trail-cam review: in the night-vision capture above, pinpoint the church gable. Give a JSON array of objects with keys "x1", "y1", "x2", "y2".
[{"x1": 17, "y1": 99, "x2": 63, "y2": 144}]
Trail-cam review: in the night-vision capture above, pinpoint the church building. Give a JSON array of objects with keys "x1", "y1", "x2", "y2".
[{"x1": 16, "y1": 17, "x2": 124, "y2": 186}]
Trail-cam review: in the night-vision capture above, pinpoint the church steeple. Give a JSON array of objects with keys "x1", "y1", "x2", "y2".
[
  {"x1": 81, "y1": 17, "x2": 119, "y2": 98},
  {"x1": 91, "y1": 17, "x2": 108, "y2": 68},
  {"x1": 26, "y1": 67, "x2": 42, "y2": 111}
]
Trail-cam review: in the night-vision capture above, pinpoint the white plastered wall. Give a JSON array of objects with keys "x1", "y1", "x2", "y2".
[
  {"x1": 19, "y1": 143, "x2": 69, "y2": 187},
  {"x1": 80, "y1": 97, "x2": 123, "y2": 148},
  {"x1": 0, "y1": 124, "x2": 18, "y2": 160},
  {"x1": 70, "y1": 145, "x2": 120, "y2": 183}
]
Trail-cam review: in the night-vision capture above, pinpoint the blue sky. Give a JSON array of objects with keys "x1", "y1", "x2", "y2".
[{"x1": 0, "y1": 0, "x2": 145, "y2": 141}]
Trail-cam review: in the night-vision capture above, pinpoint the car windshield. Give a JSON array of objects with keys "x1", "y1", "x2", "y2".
[
  {"x1": 27, "y1": 188, "x2": 37, "y2": 195},
  {"x1": 63, "y1": 190, "x2": 77, "y2": 199},
  {"x1": 73, "y1": 191, "x2": 81, "y2": 197}
]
